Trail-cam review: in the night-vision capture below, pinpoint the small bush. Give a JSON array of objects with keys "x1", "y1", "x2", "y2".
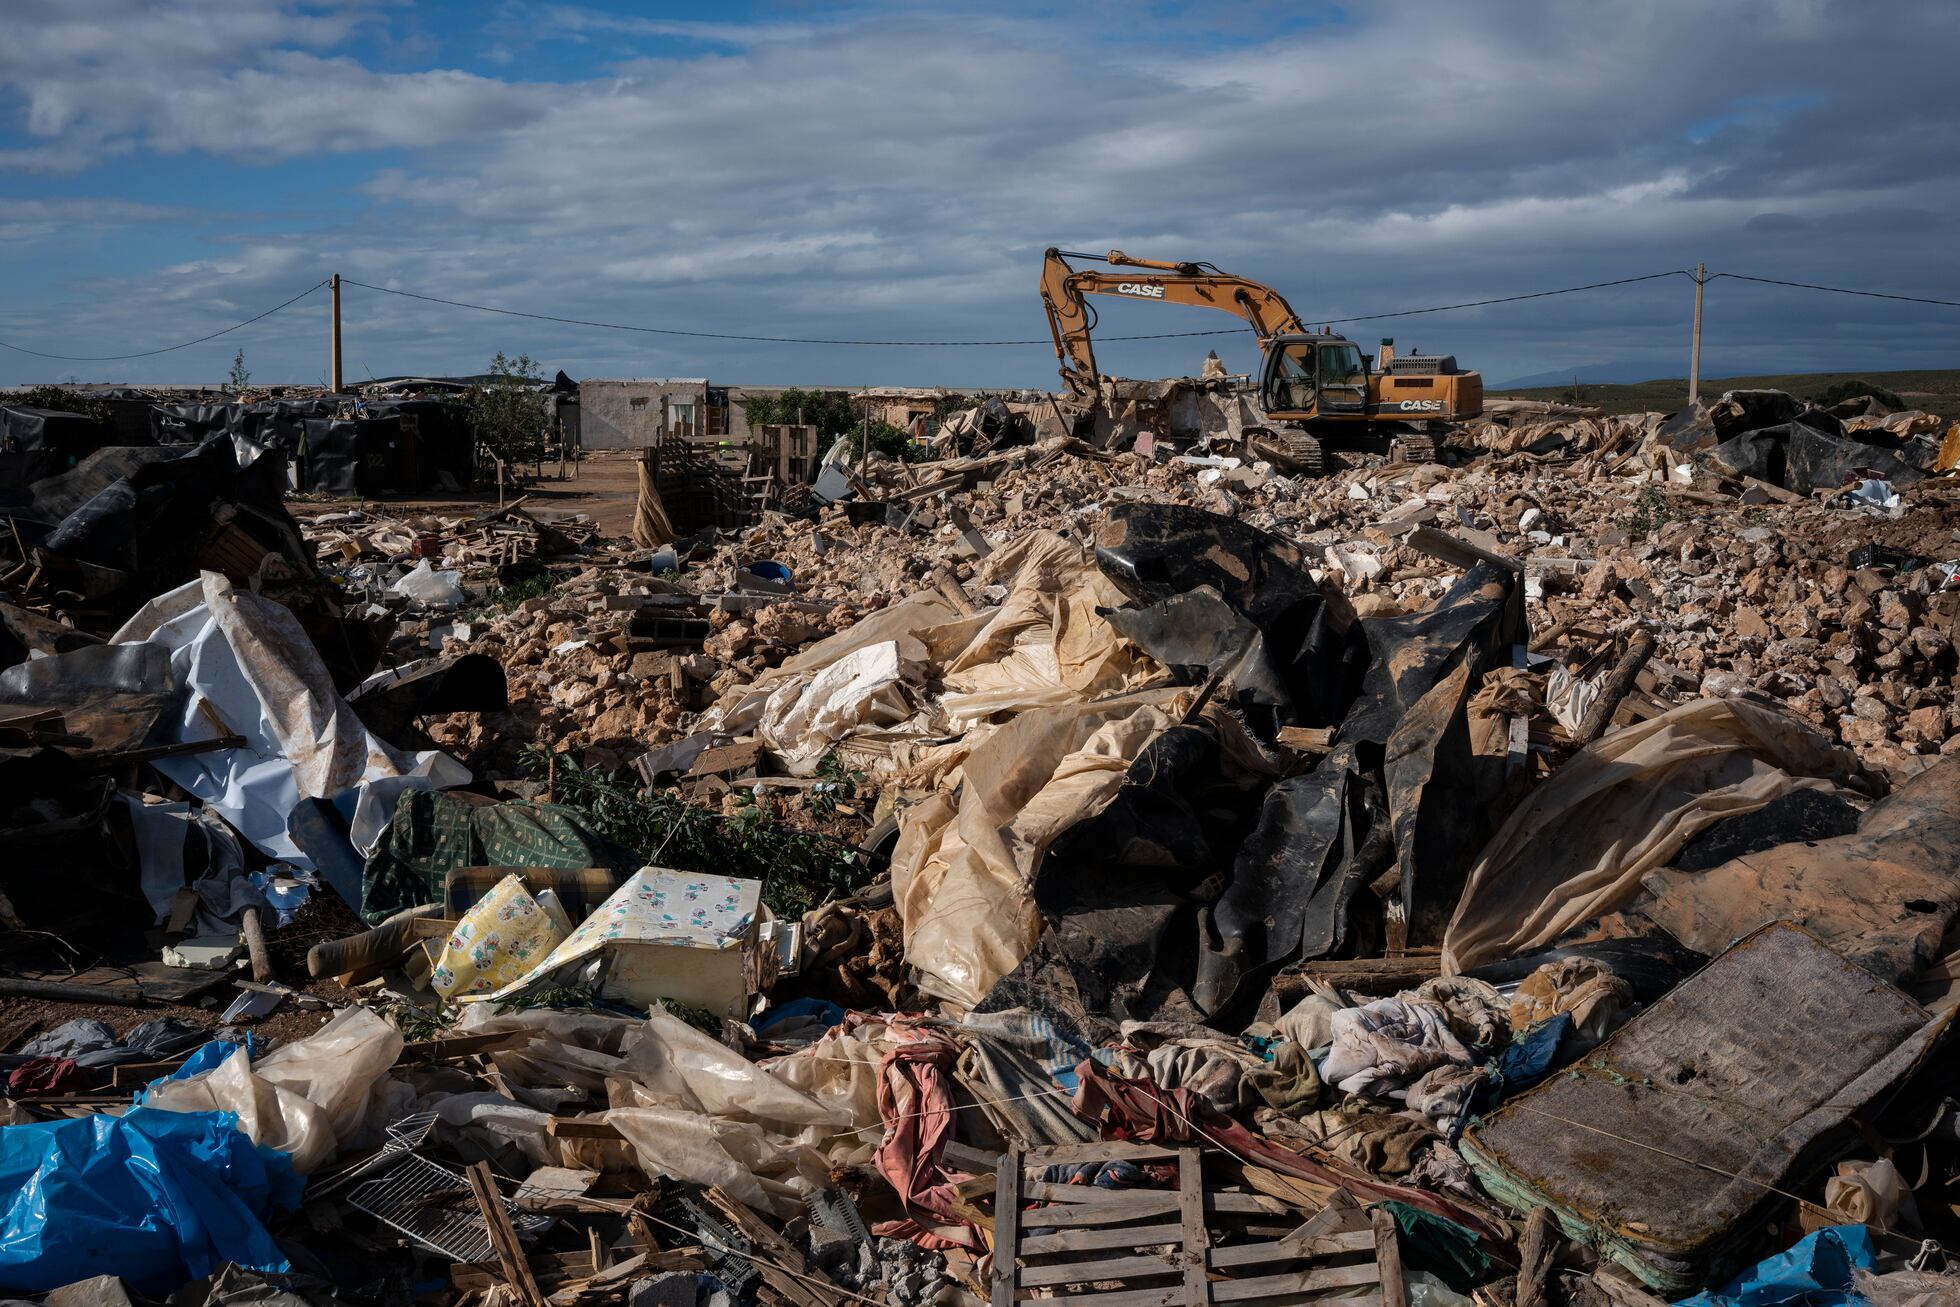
[
  {"x1": 469, "y1": 352, "x2": 549, "y2": 468},
  {"x1": 17, "y1": 385, "x2": 108, "y2": 422}
]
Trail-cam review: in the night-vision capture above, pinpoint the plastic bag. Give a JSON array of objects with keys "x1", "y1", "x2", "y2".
[
  {"x1": 390, "y1": 559, "x2": 465, "y2": 607},
  {"x1": 0, "y1": 1106, "x2": 301, "y2": 1293}
]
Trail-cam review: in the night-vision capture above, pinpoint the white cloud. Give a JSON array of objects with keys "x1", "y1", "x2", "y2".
[{"x1": 3, "y1": 0, "x2": 1959, "y2": 386}]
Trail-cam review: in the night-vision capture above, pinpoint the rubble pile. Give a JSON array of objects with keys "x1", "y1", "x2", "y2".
[{"x1": 1, "y1": 379, "x2": 1958, "y2": 1307}]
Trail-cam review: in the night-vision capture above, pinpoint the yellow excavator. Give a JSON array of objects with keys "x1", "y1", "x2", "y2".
[{"x1": 1040, "y1": 248, "x2": 1482, "y2": 470}]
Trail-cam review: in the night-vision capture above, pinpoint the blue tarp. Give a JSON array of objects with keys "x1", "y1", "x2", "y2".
[
  {"x1": 1676, "y1": 1224, "x2": 1875, "y2": 1307},
  {"x1": 0, "y1": 1106, "x2": 302, "y2": 1293}
]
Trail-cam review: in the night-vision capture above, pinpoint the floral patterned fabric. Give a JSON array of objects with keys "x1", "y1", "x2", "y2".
[
  {"x1": 429, "y1": 873, "x2": 568, "y2": 999},
  {"x1": 469, "y1": 868, "x2": 761, "y2": 1005}
]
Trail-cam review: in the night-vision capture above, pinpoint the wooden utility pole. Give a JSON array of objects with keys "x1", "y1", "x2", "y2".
[
  {"x1": 329, "y1": 274, "x2": 344, "y2": 395},
  {"x1": 1687, "y1": 262, "x2": 1705, "y2": 406}
]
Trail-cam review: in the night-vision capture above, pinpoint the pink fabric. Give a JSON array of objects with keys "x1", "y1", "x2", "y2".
[{"x1": 871, "y1": 1020, "x2": 978, "y2": 1249}]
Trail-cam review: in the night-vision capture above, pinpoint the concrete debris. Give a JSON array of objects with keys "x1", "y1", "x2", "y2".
[{"x1": 0, "y1": 376, "x2": 1957, "y2": 1306}]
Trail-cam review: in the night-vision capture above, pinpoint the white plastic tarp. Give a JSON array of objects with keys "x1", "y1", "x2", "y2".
[{"x1": 111, "y1": 572, "x2": 469, "y2": 871}]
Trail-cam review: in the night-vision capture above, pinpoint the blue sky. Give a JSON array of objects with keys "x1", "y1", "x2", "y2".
[{"x1": 2, "y1": 0, "x2": 1957, "y2": 389}]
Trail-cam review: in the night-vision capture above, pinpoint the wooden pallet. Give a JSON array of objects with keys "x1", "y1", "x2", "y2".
[{"x1": 990, "y1": 1143, "x2": 1408, "y2": 1307}]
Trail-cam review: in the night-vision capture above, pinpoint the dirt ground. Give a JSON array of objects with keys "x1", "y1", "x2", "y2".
[{"x1": 288, "y1": 448, "x2": 644, "y2": 538}]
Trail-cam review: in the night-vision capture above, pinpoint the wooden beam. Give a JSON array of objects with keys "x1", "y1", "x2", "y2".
[
  {"x1": 993, "y1": 1145, "x2": 1023, "y2": 1307},
  {"x1": 1370, "y1": 1209, "x2": 1408, "y2": 1307},
  {"x1": 1177, "y1": 1147, "x2": 1209, "y2": 1307},
  {"x1": 466, "y1": 1160, "x2": 548, "y2": 1307}
]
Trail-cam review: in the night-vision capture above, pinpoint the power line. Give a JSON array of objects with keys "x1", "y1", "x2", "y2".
[
  {"x1": 342, "y1": 277, "x2": 1242, "y2": 346},
  {"x1": 1320, "y1": 270, "x2": 1694, "y2": 324},
  {"x1": 7, "y1": 265, "x2": 1958, "y2": 364},
  {"x1": 1708, "y1": 271, "x2": 1960, "y2": 310},
  {"x1": 0, "y1": 279, "x2": 329, "y2": 362}
]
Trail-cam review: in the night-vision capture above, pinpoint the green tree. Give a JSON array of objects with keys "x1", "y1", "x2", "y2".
[
  {"x1": 17, "y1": 385, "x2": 108, "y2": 422},
  {"x1": 468, "y1": 352, "x2": 548, "y2": 467},
  {"x1": 227, "y1": 349, "x2": 251, "y2": 393}
]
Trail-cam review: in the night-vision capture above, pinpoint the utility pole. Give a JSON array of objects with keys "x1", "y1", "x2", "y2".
[
  {"x1": 330, "y1": 272, "x2": 344, "y2": 393},
  {"x1": 1687, "y1": 262, "x2": 1705, "y2": 406}
]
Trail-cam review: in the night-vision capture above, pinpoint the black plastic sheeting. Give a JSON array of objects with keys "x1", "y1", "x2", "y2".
[
  {"x1": 1708, "y1": 420, "x2": 1926, "y2": 493},
  {"x1": 1095, "y1": 503, "x2": 1368, "y2": 728},
  {"x1": 0, "y1": 406, "x2": 115, "y2": 488},
  {"x1": 983, "y1": 504, "x2": 1530, "y2": 1026},
  {"x1": 0, "y1": 438, "x2": 299, "y2": 623},
  {"x1": 1667, "y1": 788, "x2": 1863, "y2": 873}
]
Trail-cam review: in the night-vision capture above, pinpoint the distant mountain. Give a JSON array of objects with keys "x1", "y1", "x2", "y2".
[{"x1": 1489, "y1": 361, "x2": 1677, "y2": 389}]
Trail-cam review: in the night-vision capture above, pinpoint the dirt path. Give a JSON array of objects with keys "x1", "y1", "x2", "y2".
[{"x1": 288, "y1": 449, "x2": 644, "y2": 537}]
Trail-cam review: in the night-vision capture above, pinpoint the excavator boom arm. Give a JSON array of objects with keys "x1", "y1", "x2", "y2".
[{"x1": 1040, "y1": 247, "x2": 1310, "y2": 399}]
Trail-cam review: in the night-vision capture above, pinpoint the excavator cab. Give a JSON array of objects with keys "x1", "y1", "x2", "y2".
[{"x1": 1259, "y1": 334, "x2": 1368, "y2": 420}]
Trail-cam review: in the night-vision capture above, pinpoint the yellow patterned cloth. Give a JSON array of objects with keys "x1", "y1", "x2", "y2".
[{"x1": 430, "y1": 873, "x2": 568, "y2": 998}]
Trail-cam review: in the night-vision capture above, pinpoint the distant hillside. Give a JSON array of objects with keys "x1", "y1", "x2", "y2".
[{"x1": 1489, "y1": 369, "x2": 1960, "y2": 422}]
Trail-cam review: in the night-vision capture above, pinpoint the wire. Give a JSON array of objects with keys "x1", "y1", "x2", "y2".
[
  {"x1": 0, "y1": 279, "x2": 330, "y2": 362},
  {"x1": 1319, "y1": 270, "x2": 1695, "y2": 325},
  {"x1": 342, "y1": 277, "x2": 1242, "y2": 346},
  {"x1": 1707, "y1": 271, "x2": 1960, "y2": 309}
]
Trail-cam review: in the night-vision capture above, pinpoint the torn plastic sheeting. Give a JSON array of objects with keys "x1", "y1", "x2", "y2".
[
  {"x1": 122, "y1": 794, "x2": 269, "y2": 936},
  {"x1": 1462, "y1": 924, "x2": 1938, "y2": 1297},
  {"x1": 713, "y1": 590, "x2": 960, "y2": 736},
  {"x1": 1442, "y1": 696, "x2": 1861, "y2": 974},
  {"x1": 0, "y1": 1106, "x2": 301, "y2": 1293},
  {"x1": 142, "y1": 1005, "x2": 405, "y2": 1175},
  {"x1": 1197, "y1": 742, "x2": 1391, "y2": 1015},
  {"x1": 1643, "y1": 756, "x2": 1960, "y2": 985},
  {"x1": 890, "y1": 684, "x2": 1190, "y2": 1009},
  {"x1": 757, "y1": 639, "x2": 922, "y2": 772},
  {"x1": 1707, "y1": 420, "x2": 1925, "y2": 494},
  {"x1": 929, "y1": 530, "x2": 1156, "y2": 732},
  {"x1": 109, "y1": 572, "x2": 470, "y2": 877},
  {"x1": 389, "y1": 558, "x2": 464, "y2": 607},
  {"x1": 1093, "y1": 503, "x2": 1366, "y2": 727},
  {"x1": 1101, "y1": 585, "x2": 1295, "y2": 731},
  {"x1": 602, "y1": 1010, "x2": 862, "y2": 1218},
  {"x1": 1678, "y1": 1224, "x2": 1874, "y2": 1307}
]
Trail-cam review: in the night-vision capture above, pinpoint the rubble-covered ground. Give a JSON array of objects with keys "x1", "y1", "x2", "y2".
[{"x1": 1, "y1": 383, "x2": 1958, "y2": 1307}]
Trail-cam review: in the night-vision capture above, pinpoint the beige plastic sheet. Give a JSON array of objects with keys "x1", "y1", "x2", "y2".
[
  {"x1": 713, "y1": 531, "x2": 1158, "y2": 771},
  {"x1": 892, "y1": 685, "x2": 1189, "y2": 1009},
  {"x1": 144, "y1": 1006, "x2": 405, "y2": 1174},
  {"x1": 1442, "y1": 697, "x2": 1859, "y2": 974},
  {"x1": 928, "y1": 530, "x2": 1154, "y2": 731},
  {"x1": 601, "y1": 1009, "x2": 877, "y2": 1216}
]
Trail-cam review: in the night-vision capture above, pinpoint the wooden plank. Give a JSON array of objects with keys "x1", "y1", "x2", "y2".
[
  {"x1": 1177, "y1": 1147, "x2": 1208, "y2": 1307},
  {"x1": 1019, "y1": 1230, "x2": 1377, "y2": 1288},
  {"x1": 0, "y1": 977, "x2": 148, "y2": 1006},
  {"x1": 1045, "y1": 1262, "x2": 1380, "y2": 1307},
  {"x1": 1515, "y1": 1206, "x2": 1557, "y2": 1307},
  {"x1": 992, "y1": 1145, "x2": 1023, "y2": 1307},
  {"x1": 1024, "y1": 1141, "x2": 1179, "y2": 1167},
  {"x1": 1021, "y1": 1193, "x2": 1291, "y2": 1229},
  {"x1": 1370, "y1": 1209, "x2": 1408, "y2": 1307},
  {"x1": 1022, "y1": 1181, "x2": 1182, "y2": 1208},
  {"x1": 400, "y1": 1032, "x2": 522, "y2": 1065},
  {"x1": 466, "y1": 1160, "x2": 548, "y2": 1307},
  {"x1": 1020, "y1": 1222, "x2": 1186, "y2": 1257}
]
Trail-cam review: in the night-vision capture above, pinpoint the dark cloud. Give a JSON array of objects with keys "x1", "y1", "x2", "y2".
[{"x1": 2, "y1": 0, "x2": 1957, "y2": 387}]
